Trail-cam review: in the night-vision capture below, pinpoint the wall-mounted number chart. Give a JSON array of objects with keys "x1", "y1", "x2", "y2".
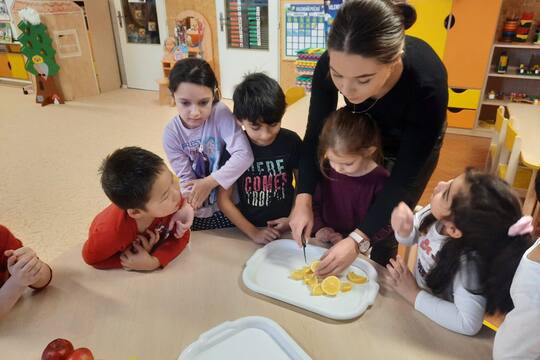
[
  {"x1": 226, "y1": 0, "x2": 269, "y2": 50},
  {"x1": 284, "y1": 4, "x2": 325, "y2": 59}
]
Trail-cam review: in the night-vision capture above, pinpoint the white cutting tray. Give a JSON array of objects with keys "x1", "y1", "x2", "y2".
[
  {"x1": 178, "y1": 316, "x2": 311, "y2": 360},
  {"x1": 242, "y1": 239, "x2": 379, "y2": 320}
]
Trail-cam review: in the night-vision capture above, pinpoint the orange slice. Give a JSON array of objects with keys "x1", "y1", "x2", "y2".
[
  {"x1": 347, "y1": 271, "x2": 368, "y2": 284},
  {"x1": 321, "y1": 276, "x2": 340, "y2": 296},
  {"x1": 340, "y1": 282, "x2": 353, "y2": 292}
]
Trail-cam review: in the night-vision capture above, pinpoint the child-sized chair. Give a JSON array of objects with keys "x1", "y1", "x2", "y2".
[
  {"x1": 285, "y1": 86, "x2": 305, "y2": 106},
  {"x1": 497, "y1": 119, "x2": 533, "y2": 197},
  {"x1": 485, "y1": 106, "x2": 509, "y2": 174}
]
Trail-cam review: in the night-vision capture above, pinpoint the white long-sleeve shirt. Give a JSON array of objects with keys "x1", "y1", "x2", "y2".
[
  {"x1": 396, "y1": 206, "x2": 486, "y2": 335},
  {"x1": 493, "y1": 238, "x2": 540, "y2": 360}
]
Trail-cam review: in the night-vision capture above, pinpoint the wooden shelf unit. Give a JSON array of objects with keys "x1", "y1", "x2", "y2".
[
  {"x1": 477, "y1": 0, "x2": 540, "y2": 128},
  {"x1": 488, "y1": 66, "x2": 540, "y2": 80},
  {"x1": 494, "y1": 42, "x2": 540, "y2": 49}
]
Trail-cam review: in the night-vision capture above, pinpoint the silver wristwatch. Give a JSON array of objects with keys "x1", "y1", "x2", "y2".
[{"x1": 349, "y1": 231, "x2": 371, "y2": 254}]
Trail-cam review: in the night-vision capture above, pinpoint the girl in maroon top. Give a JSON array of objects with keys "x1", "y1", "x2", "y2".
[{"x1": 312, "y1": 108, "x2": 391, "y2": 244}]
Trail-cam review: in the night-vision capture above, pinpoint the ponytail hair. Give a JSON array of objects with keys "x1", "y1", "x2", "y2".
[
  {"x1": 328, "y1": 0, "x2": 416, "y2": 63},
  {"x1": 426, "y1": 168, "x2": 532, "y2": 314}
]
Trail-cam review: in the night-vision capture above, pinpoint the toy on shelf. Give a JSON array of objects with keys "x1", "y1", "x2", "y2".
[
  {"x1": 295, "y1": 48, "x2": 325, "y2": 92},
  {"x1": 488, "y1": 90, "x2": 496, "y2": 100},
  {"x1": 516, "y1": 55, "x2": 540, "y2": 76},
  {"x1": 497, "y1": 51, "x2": 509, "y2": 73},
  {"x1": 157, "y1": 37, "x2": 178, "y2": 107},
  {"x1": 515, "y1": 12, "x2": 534, "y2": 42},
  {"x1": 510, "y1": 92, "x2": 537, "y2": 104},
  {"x1": 17, "y1": 8, "x2": 64, "y2": 106},
  {"x1": 501, "y1": 17, "x2": 519, "y2": 42}
]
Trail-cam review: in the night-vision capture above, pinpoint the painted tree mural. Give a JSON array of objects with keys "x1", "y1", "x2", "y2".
[{"x1": 17, "y1": 7, "x2": 63, "y2": 106}]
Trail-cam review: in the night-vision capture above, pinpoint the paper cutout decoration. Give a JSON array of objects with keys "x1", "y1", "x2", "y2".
[{"x1": 17, "y1": 7, "x2": 64, "y2": 106}]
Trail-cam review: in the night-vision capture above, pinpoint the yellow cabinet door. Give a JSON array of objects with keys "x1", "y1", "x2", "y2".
[
  {"x1": 448, "y1": 88, "x2": 481, "y2": 109},
  {"x1": 406, "y1": 0, "x2": 453, "y2": 59},
  {"x1": 7, "y1": 54, "x2": 29, "y2": 80},
  {"x1": 0, "y1": 53, "x2": 11, "y2": 78}
]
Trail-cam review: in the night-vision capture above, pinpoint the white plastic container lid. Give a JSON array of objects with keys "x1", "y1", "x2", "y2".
[{"x1": 179, "y1": 316, "x2": 311, "y2": 360}]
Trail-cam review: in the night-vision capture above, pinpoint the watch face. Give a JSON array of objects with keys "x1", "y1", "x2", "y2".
[{"x1": 359, "y1": 240, "x2": 370, "y2": 253}]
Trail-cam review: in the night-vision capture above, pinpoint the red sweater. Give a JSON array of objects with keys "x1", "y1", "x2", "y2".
[
  {"x1": 0, "y1": 225, "x2": 23, "y2": 286},
  {"x1": 82, "y1": 203, "x2": 190, "y2": 269}
]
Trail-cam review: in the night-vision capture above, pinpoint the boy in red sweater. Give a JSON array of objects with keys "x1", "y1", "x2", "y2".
[
  {"x1": 82, "y1": 147, "x2": 194, "y2": 271},
  {"x1": 0, "y1": 225, "x2": 52, "y2": 318}
]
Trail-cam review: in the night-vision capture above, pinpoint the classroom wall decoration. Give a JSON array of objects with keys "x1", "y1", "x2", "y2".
[
  {"x1": 324, "y1": 0, "x2": 343, "y2": 35},
  {"x1": 0, "y1": 22, "x2": 12, "y2": 43},
  {"x1": 17, "y1": 7, "x2": 63, "y2": 106},
  {"x1": 225, "y1": 0, "x2": 268, "y2": 50},
  {"x1": 0, "y1": 0, "x2": 9, "y2": 21},
  {"x1": 174, "y1": 15, "x2": 206, "y2": 59},
  {"x1": 284, "y1": 4, "x2": 325, "y2": 59}
]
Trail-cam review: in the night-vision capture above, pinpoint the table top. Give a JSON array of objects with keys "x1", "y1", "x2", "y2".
[
  {"x1": 507, "y1": 103, "x2": 540, "y2": 169},
  {"x1": 0, "y1": 229, "x2": 494, "y2": 359},
  {"x1": 282, "y1": 95, "x2": 310, "y2": 138}
]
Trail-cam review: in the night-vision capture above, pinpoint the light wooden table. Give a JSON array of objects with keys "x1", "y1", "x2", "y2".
[
  {"x1": 282, "y1": 95, "x2": 310, "y2": 139},
  {"x1": 0, "y1": 229, "x2": 494, "y2": 359},
  {"x1": 507, "y1": 103, "x2": 540, "y2": 214}
]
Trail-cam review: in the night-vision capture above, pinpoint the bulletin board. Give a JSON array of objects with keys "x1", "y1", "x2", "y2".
[
  {"x1": 324, "y1": 0, "x2": 343, "y2": 35},
  {"x1": 283, "y1": 3, "x2": 325, "y2": 59}
]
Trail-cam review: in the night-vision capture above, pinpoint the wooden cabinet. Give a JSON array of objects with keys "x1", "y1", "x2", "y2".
[
  {"x1": 447, "y1": 108, "x2": 477, "y2": 129},
  {"x1": 448, "y1": 88, "x2": 481, "y2": 109},
  {"x1": 7, "y1": 53, "x2": 29, "y2": 80},
  {"x1": 407, "y1": 1, "x2": 502, "y2": 130},
  {"x1": 0, "y1": 44, "x2": 30, "y2": 81},
  {"x1": 443, "y1": 0, "x2": 502, "y2": 89},
  {"x1": 406, "y1": 0, "x2": 453, "y2": 59},
  {"x1": 0, "y1": 53, "x2": 11, "y2": 78}
]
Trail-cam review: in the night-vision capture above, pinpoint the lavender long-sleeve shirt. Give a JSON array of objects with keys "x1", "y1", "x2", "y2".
[{"x1": 163, "y1": 101, "x2": 254, "y2": 218}]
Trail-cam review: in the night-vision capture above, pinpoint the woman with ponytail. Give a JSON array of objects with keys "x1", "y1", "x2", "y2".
[
  {"x1": 290, "y1": 0, "x2": 449, "y2": 274},
  {"x1": 388, "y1": 169, "x2": 532, "y2": 335}
]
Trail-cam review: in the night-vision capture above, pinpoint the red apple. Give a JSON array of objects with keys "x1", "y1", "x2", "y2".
[
  {"x1": 67, "y1": 348, "x2": 94, "y2": 360},
  {"x1": 42, "y1": 338, "x2": 74, "y2": 360}
]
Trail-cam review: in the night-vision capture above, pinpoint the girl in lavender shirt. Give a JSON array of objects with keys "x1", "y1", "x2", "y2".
[{"x1": 163, "y1": 58, "x2": 253, "y2": 230}]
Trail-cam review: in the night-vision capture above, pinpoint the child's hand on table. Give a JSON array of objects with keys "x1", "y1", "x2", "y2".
[
  {"x1": 184, "y1": 176, "x2": 218, "y2": 210},
  {"x1": 120, "y1": 243, "x2": 160, "y2": 271},
  {"x1": 391, "y1": 202, "x2": 414, "y2": 238},
  {"x1": 135, "y1": 229, "x2": 160, "y2": 253},
  {"x1": 385, "y1": 255, "x2": 420, "y2": 305},
  {"x1": 249, "y1": 227, "x2": 280, "y2": 245},
  {"x1": 266, "y1": 217, "x2": 290, "y2": 233},
  {"x1": 168, "y1": 201, "x2": 194, "y2": 238},
  {"x1": 5, "y1": 247, "x2": 43, "y2": 287}
]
